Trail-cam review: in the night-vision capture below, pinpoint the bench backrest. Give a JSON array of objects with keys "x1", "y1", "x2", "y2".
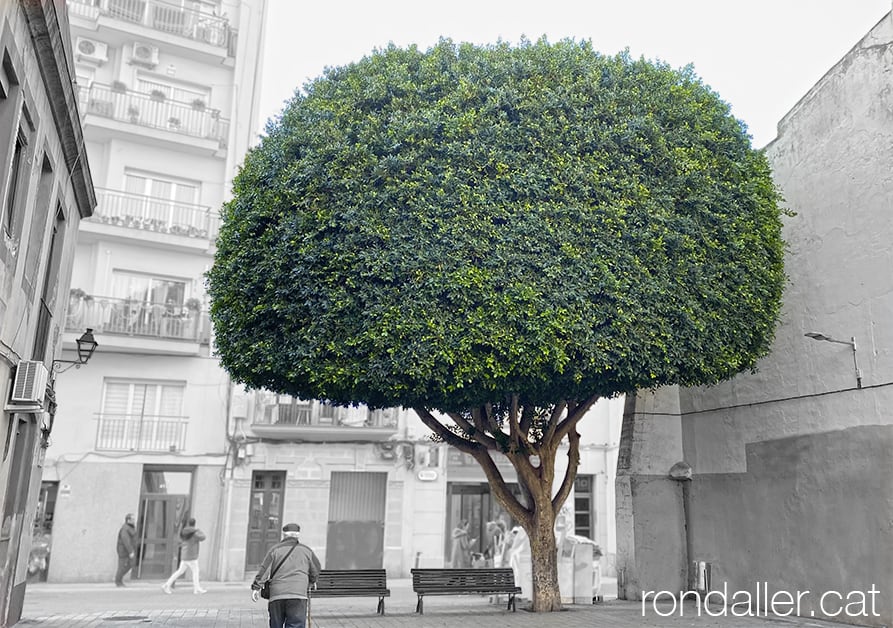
[
  {"x1": 317, "y1": 569, "x2": 387, "y2": 591},
  {"x1": 411, "y1": 568, "x2": 517, "y2": 589}
]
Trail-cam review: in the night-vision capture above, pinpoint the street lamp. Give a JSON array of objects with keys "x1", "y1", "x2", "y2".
[
  {"x1": 804, "y1": 332, "x2": 861, "y2": 389},
  {"x1": 52, "y1": 328, "x2": 99, "y2": 373}
]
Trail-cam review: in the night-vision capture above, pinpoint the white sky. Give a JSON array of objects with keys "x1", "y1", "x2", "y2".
[{"x1": 257, "y1": 1, "x2": 891, "y2": 149}]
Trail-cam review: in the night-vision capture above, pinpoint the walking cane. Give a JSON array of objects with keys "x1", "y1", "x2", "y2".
[{"x1": 307, "y1": 584, "x2": 312, "y2": 628}]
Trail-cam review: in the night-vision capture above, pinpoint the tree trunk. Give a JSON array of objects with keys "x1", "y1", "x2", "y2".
[
  {"x1": 412, "y1": 400, "x2": 594, "y2": 613},
  {"x1": 528, "y1": 509, "x2": 562, "y2": 611}
]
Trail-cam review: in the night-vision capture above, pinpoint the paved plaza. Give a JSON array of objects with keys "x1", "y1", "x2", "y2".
[{"x1": 18, "y1": 578, "x2": 857, "y2": 628}]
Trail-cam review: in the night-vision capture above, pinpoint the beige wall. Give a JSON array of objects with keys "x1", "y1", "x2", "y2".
[{"x1": 619, "y1": 12, "x2": 893, "y2": 627}]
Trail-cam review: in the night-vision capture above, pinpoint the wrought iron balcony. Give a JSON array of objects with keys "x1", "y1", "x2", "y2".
[
  {"x1": 95, "y1": 412, "x2": 189, "y2": 452},
  {"x1": 250, "y1": 398, "x2": 400, "y2": 442},
  {"x1": 88, "y1": 187, "x2": 220, "y2": 240},
  {"x1": 66, "y1": 293, "x2": 208, "y2": 343},
  {"x1": 78, "y1": 83, "x2": 229, "y2": 147},
  {"x1": 68, "y1": 0, "x2": 234, "y2": 52}
]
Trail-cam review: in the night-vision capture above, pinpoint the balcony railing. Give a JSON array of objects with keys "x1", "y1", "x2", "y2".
[
  {"x1": 96, "y1": 413, "x2": 189, "y2": 452},
  {"x1": 88, "y1": 188, "x2": 220, "y2": 240},
  {"x1": 66, "y1": 294, "x2": 208, "y2": 342},
  {"x1": 69, "y1": 0, "x2": 234, "y2": 51},
  {"x1": 255, "y1": 403, "x2": 398, "y2": 429},
  {"x1": 78, "y1": 83, "x2": 229, "y2": 147}
]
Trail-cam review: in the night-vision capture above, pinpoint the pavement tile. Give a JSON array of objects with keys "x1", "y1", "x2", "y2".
[{"x1": 19, "y1": 579, "x2": 852, "y2": 628}]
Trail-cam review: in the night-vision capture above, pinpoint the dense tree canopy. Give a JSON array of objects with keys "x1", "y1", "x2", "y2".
[
  {"x1": 209, "y1": 37, "x2": 785, "y2": 612},
  {"x1": 209, "y1": 38, "x2": 784, "y2": 413}
]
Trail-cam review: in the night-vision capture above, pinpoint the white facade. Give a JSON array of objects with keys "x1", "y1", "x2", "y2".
[
  {"x1": 41, "y1": 0, "x2": 267, "y2": 584},
  {"x1": 39, "y1": 0, "x2": 623, "y2": 586},
  {"x1": 0, "y1": 1, "x2": 96, "y2": 623}
]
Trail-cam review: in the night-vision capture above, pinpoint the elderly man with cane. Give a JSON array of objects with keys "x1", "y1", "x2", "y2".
[{"x1": 251, "y1": 523, "x2": 321, "y2": 628}]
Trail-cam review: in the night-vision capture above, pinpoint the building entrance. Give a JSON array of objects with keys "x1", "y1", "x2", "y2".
[
  {"x1": 445, "y1": 482, "x2": 520, "y2": 565},
  {"x1": 134, "y1": 468, "x2": 192, "y2": 579},
  {"x1": 245, "y1": 471, "x2": 285, "y2": 572}
]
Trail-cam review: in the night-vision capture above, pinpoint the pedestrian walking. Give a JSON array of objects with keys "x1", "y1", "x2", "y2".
[
  {"x1": 115, "y1": 513, "x2": 138, "y2": 587},
  {"x1": 251, "y1": 522, "x2": 320, "y2": 628},
  {"x1": 161, "y1": 518, "x2": 207, "y2": 594}
]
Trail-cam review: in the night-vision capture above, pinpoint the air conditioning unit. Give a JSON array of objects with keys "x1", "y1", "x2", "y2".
[
  {"x1": 130, "y1": 42, "x2": 159, "y2": 68},
  {"x1": 75, "y1": 37, "x2": 108, "y2": 65},
  {"x1": 10, "y1": 361, "x2": 48, "y2": 405}
]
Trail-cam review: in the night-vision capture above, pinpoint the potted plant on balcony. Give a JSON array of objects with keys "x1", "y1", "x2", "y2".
[
  {"x1": 111, "y1": 80, "x2": 128, "y2": 93},
  {"x1": 150, "y1": 89, "x2": 167, "y2": 102},
  {"x1": 185, "y1": 297, "x2": 202, "y2": 313},
  {"x1": 191, "y1": 98, "x2": 207, "y2": 111},
  {"x1": 168, "y1": 116, "x2": 181, "y2": 130},
  {"x1": 127, "y1": 105, "x2": 140, "y2": 123}
]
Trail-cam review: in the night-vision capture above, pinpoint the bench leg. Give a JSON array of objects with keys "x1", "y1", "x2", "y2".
[
  {"x1": 508, "y1": 594, "x2": 516, "y2": 612},
  {"x1": 377, "y1": 596, "x2": 384, "y2": 615},
  {"x1": 416, "y1": 595, "x2": 424, "y2": 614}
]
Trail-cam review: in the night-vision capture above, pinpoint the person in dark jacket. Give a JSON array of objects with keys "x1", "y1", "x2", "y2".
[
  {"x1": 161, "y1": 518, "x2": 207, "y2": 594},
  {"x1": 115, "y1": 513, "x2": 137, "y2": 587},
  {"x1": 251, "y1": 523, "x2": 320, "y2": 628}
]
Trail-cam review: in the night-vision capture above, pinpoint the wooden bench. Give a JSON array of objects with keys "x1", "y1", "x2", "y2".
[
  {"x1": 310, "y1": 569, "x2": 390, "y2": 615},
  {"x1": 411, "y1": 568, "x2": 521, "y2": 614}
]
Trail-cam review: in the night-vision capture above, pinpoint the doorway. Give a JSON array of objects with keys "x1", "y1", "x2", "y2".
[
  {"x1": 135, "y1": 468, "x2": 192, "y2": 579},
  {"x1": 445, "y1": 482, "x2": 520, "y2": 564},
  {"x1": 245, "y1": 471, "x2": 285, "y2": 572}
]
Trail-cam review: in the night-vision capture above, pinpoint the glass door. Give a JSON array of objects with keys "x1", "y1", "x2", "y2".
[{"x1": 135, "y1": 468, "x2": 192, "y2": 579}]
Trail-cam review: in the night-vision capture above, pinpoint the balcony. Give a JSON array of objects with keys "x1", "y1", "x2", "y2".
[
  {"x1": 95, "y1": 412, "x2": 188, "y2": 452},
  {"x1": 250, "y1": 399, "x2": 400, "y2": 442},
  {"x1": 68, "y1": 0, "x2": 235, "y2": 54},
  {"x1": 78, "y1": 83, "x2": 229, "y2": 152},
  {"x1": 66, "y1": 293, "x2": 209, "y2": 344},
  {"x1": 86, "y1": 188, "x2": 220, "y2": 242}
]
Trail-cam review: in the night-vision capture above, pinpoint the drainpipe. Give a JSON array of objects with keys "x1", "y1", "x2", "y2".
[
  {"x1": 213, "y1": 377, "x2": 235, "y2": 580},
  {"x1": 668, "y1": 461, "x2": 693, "y2": 590}
]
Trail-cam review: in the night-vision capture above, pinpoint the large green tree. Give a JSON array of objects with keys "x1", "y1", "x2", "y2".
[{"x1": 209, "y1": 38, "x2": 784, "y2": 611}]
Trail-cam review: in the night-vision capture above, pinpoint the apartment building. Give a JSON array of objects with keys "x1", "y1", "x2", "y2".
[
  {"x1": 221, "y1": 391, "x2": 623, "y2": 580},
  {"x1": 0, "y1": 1, "x2": 96, "y2": 623},
  {"x1": 39, "y1": 0, "x2": 623, "y2": 587},
  {"x1": 40, "y1": 0, "x2": 267, "y2": 583}
]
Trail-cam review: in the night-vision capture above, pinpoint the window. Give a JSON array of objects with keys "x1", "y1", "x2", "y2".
[
  {"x1": 3, "y1": 130, "x2": 25, "y2": 236},
  {"x1": 97, "y1": 380, "x2": 187, "y2": 451},
  {"x1": 262, "y1": 394, "x2": 312, "y2": 425},
  {"x1": 102, "y1": 380, "x2": 185, "y2": 419},
  {"x1": 135, "y1": 74, "x2": 209, "y2": 105},
  {"x1": 0, "y1": 49, "x2": 23, "y2": 242},
  {"x1": 112, "y1": 270, "x2": 187, "y2": 308},
  {"x1": 124, "y1": 170, "x2": 199, "y2": 205},
  {"x1": 22, "y1": 155, "x2": 54, "y2": 299},
  {"x1": 574, "y1": 474, "x2": 595, "y2": 540}
]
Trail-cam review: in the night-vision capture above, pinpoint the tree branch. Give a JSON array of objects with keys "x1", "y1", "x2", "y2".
[
  {"x1": 413, "y1": 407, "x2": 480, "y2": 455},
  {"x1": 508, "y1": 394, "x2": 524, "y2": 453},
  {"x1": 482, "y1": 402, "x2": 501, "y2": 437},
  {"x1": 519, "y1": 403, "x2": 534, "y2": 439},
  {"x1": 551, "y1": 424, "x2": 582, "y2": 513},
  {"x1": 541, "y1": 400, "x2": 567, "y2": 445},
  {"x1": 554, "y1": 394, "x2": 600, "y2": 443},
  {"x1": 470, "y1": 448, "x2": 532, "y2": 526},
  {"x1": 466, "y1": 407, "x2": 499, "y2": 449}
]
